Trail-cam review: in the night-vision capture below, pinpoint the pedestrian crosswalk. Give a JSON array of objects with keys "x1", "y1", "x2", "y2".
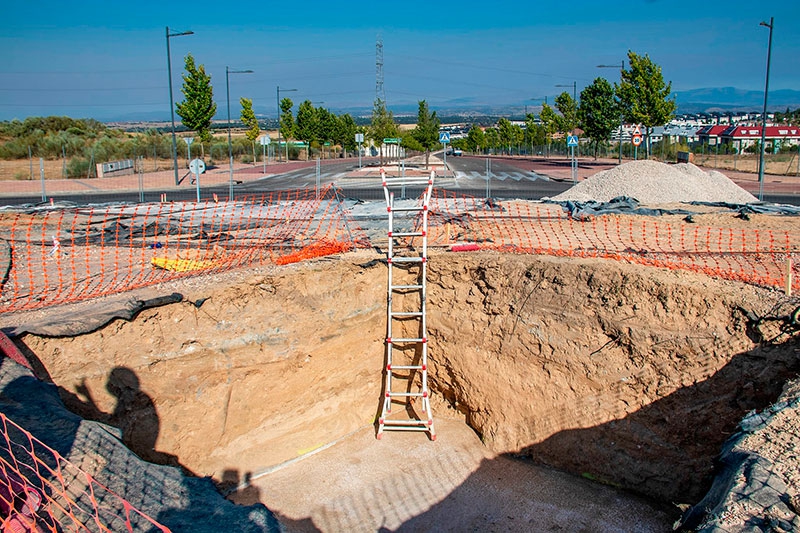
[
  {"x1": 454, "y1": 170, "x2": 550, "y2": 182},
  {"x1": 332, "y1": 170, "x2": 549, "y2": 189},
  {"x1": 276, "y1": 168, "x2": 552, "y2": 190}
]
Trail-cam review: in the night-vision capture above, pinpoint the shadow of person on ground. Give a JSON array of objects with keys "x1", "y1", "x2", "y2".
[{"x1": 102, "y1": 366, "x2": 183, "y2": 470}]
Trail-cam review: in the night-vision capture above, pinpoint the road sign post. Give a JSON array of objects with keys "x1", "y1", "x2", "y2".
[
  {"x1": 259, "y1": 135, "x2": 271, "y2": 173},
  {"x1": 567, "y1": 135, "x2": 579, "y2": 184},
  {"x1": 439, "y1": 132, "x2": 450, "y2": 178},
  {"x1": 184, "y1": 137, "x2": 200, "y2": 201},
  {"x1": 631, "y1": 126, "x2": 643, "y2": 161},
  {"x1": 355, "y1": 133, "x2": 364, "y2": 168}
]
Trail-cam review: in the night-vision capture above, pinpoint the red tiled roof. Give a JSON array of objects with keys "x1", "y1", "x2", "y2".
[{"x1": 723, "y1": 126, "x2": 800, "y2": 139}]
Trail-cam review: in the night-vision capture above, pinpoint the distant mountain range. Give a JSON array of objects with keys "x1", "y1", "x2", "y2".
[
  {"x1": 78, "y1": 86, "x2": 800, "y2": 124},
  {"x1": 673, "y1": 87, "x2": 800, "y2": 114}
]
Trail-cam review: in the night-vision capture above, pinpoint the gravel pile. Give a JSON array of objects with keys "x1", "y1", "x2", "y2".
[{"x1": 552, "y1": 160, "x2": 758, "y2": 204}]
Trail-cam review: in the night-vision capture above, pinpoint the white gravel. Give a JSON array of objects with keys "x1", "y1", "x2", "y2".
[{"x1": 551, "y1": 160, "x2": 758, "y2": 204}]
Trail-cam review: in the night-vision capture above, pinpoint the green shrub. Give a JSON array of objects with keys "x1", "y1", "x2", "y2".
[{"x1": 66, "y1": 157, "x2": 92, "y2": 178}]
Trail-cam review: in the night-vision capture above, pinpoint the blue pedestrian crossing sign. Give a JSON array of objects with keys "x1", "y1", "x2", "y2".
[
  {"x1": 439, "y1": 132, "x2": 450, "y2": 144},
  {"x1": 567, "y1": 135, "x2": 579, "y2": 147}
]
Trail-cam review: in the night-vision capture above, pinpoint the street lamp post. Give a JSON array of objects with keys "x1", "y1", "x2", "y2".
[
  {"x1": 165, "y1": 27, "x2": 193, "y2": 186},
  {"x1": 597, "y1": 61, "x2": 625, "y2": 164},
  {"x1": 758, "y1": 17, "x2": 774, "y2": 202},
  {"x1": 226, "y1": 66, "x2": 254, "y2": 201},
  {"x1": 276, "y1": 86, "x2": 298, "y2": 162},
  {"x1": 555, "y1": 81, "x2": 577, "y2": 103}
]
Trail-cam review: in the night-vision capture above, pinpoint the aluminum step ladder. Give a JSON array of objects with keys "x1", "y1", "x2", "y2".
[{"x1": 377, "y1": 169, "x2": 436, "y2": 441}]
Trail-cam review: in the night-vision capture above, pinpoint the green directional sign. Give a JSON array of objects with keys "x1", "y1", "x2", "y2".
[{"x1": 383, "y1": 138, "x2": 400, "y2": 144}]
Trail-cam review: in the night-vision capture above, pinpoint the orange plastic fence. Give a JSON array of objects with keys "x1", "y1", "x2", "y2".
[
  {"x1": 425, "y1": 190, "x2": 800, "y2": 292},
  {"x1": 0, "y1": 185, "x2": 367, "y2": 313},
  {"x1": 0, "y1": 186, "x2": 796, "y2": 314},
  {"x1": 0, "y1": 412, "x2": 170, "y2": 532}
]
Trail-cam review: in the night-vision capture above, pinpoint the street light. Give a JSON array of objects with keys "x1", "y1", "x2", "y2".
[
  {"x1": 524, "y1": 97, "x2": 545, "y2": 117},
  {"x1": 555, "y1": 81, "x2": 577, "y2": 103},
  {"x1": 597, "y1": 61, "x2": 625, "y2": 164},
  {"x1": 276, "y1": 86, "x2": 298, "y2": 162},
  {"x1": 226, "y1": 67, "x2": 254, "y2": 201},
  {"x1": 758, "y1": 16, "x2": 774, "y2": 202},
  {"x1": 165, "y1": 26, "x2": 193, "y2": 186}
]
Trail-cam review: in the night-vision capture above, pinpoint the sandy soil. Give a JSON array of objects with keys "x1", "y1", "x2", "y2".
[{"x1": 3, "y1": 235, "x2": 797, "y2": 531}]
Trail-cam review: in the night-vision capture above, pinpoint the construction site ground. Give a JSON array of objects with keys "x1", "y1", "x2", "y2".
[
  {"x1": 2, "y1": 237, "x2": 798, "y2": 531},
  {"x1": 0, "y1": 157, "x2": 798, "y2": 531}
]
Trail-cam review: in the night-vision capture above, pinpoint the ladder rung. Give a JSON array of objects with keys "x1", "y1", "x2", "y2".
[
  {"x1": 390, "y1": 256, "x2": 424, "y2": 263},
  {"x1": 381, "y1": 420, "x2": 431, "y2": 427},
  {"x1": 389, "y1": 364, "x2": 424, "y2": 370},
  {"x1": 390, "y1": 311, "x2": 423, "y2": 317},
  {"x1": 383, "y1": 177, "x2": 432, "y2": 185},
  {"x1": 390, "y1": 206, "x2": 427, "y2": 212},
  {"x1": 391, "y1": 284, "x2": 423, "y2": 290},
  {"x1": 387, "y1": 391, "x2": 425, "y2": 397},
  {"x1": 380, "y1": 426, "x2": 431, "y2": 433},
  {"x1": 389, "y1": 337, "x2": 425, "y2": 343},
  {"x1": 391, "y1": 231, "x2": 424, "y2": 237}
]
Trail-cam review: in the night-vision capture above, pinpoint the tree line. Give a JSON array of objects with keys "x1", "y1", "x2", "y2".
[{"x1": 454, "y1": 51, "x2": 678, "y2": 160}]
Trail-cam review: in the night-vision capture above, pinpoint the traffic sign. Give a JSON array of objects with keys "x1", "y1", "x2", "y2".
[
  {"x1": 632, "y1": 134, "x2": 643, "y2": 147},
  {"x1": 355, "y1": 133, "x2": 364, "y2": 143},
  {"x1": 633, "y1": 125, "x2": 642, "y2": 136},
  {"x1": 189, "y1": 158, "x2": 205, "y2": 174},
  {"x1": 259, "y1": 135, "x2": 271, "y2": 146},
  {"x1": 566, "y1": 135, "x2": 579, "y2": 147},
  {"x1": 383, "y1": 138, "x2": 400, "y2": 144},
  {"x1": 439, "y1": 132, "x2": 450, "y2": 144}
]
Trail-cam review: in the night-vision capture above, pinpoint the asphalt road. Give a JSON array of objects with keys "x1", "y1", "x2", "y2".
[{"x1": 1, "y1": 156, "x2": 797, "y2": 206}]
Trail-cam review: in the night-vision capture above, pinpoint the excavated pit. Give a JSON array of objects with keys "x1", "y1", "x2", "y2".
[{"x1": 7, "y1": 251, "x2": 799, "y2": 529}]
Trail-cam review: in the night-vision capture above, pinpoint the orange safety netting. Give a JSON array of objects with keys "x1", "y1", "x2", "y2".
[
  {"x1": 0, "y1": 412, "x2": 169, "y2": 532},
  {"x1": 0, "y1": 186, "x2": 796, "y2": 315},
  {"x1": 424, "y1": 190, "x2": 799, "y2": 292},
  {"x1": 0, "y1": 185, "x2": 367, "y2": 313}
]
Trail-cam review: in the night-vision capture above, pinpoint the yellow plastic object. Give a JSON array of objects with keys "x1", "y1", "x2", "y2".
[{"x1": 151, "y1": 257, "x2": 215, "y2": 272}]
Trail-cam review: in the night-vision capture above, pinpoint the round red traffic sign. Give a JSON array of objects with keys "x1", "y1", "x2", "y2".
[{"x1": 631, "y1": 134, "x2": 643, "y2": 147}]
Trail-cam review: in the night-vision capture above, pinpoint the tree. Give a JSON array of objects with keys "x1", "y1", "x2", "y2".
[
  {"x1": 175, "y1": 54, "x2": 216, "y2": 143},
  {"x1": 555, "y1": 92, "x2": 578, "y2": 133},
  {"x1": 411, "y1": 100, "x2": 440, "y2": 168},
  {"x1": 616, "y1": 50, "x2": 677, "y2": 157},
  {"x1": 523, "y1": 114, "x2": 547, "y2": 149},
  {"x1": 539, "y1": 104, "x2": 560, "y2": 156},
  {"x1": 317, "y1": 107, "x2": 339, "y2": 158},
  {"x1": 333, "y1": 114, "x2": 358, "y2": 157},
  {"x1": 578, "y1": 77, "x2": 619, "y2": 159},
  {"x1": 484, "y1": 127, "x2": 500, "y2": 153},
  {"x1": 279, "y1": 97, "x2": 295, "y2": 159},
  {"x1": 295, "y1": 100, "x2": 319, "y2": 159},
  {"x1": 465, "y1": 125, "x2": 486, "y2": 154},
  {"x1": 496, "y1": 118, "x2": 523, "y2": 154},
  {"x1": 369, "y1": 99, "x2": 399, "y2": 165},
  {"x1": 239, "y1": 97, "x2": 260, "y2": 163}
]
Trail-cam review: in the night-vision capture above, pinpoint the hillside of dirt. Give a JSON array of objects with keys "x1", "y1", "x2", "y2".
[{"x1": 3, "y1": 245, "x2": 798, "y2": 530}]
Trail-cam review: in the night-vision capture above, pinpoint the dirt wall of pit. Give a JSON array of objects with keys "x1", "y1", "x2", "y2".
[
  {"x1": 425, "y1": 254, "x2": 798, "y2": 502},
  {"x1": 11, "y1": 251, "x2": 799, "y2": 505}
]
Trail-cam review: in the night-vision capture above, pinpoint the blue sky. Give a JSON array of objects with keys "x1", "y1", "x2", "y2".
[{"x1": 1, "y1": 0, "x2": 798, "y2": 121}]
